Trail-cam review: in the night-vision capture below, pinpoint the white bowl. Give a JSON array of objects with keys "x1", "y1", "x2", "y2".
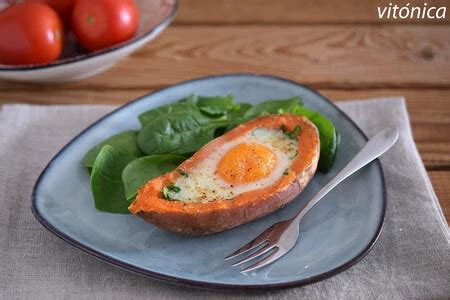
[{"x1": 0, "y1": 0, "x2": 177, "y2": 83}]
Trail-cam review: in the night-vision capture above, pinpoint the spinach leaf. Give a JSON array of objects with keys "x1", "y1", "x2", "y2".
[
  {"x1": 196, "y1": 95, "x2": 237, "y2": 117},
  {"x1": 122, "y1": 155, "x2": 185, "y2": 201},
  {"x1": 82, "y1": 131, "x2": 144, "y2": 169},
  {"x1": 225, "y1": 103, "x2": 252, "y2": 124},
  {"x1": 293, "y1": 106, "x2": 339, "y2": 173},
  {"x1": 138, "y1": 99, "x2": 199, "y2": 127},
  {"x1": 137, "y1": 110, "x2": 227, "y2": 155},
  {"x1": 244, "y1": 97, "x2": 302, "y2": 119},
  {"x1": 90, "y1": 145, "x2": 137, "y2": 214},
  {"x1": 220, "y1": 103, "x2": 253, "y2": 132}
]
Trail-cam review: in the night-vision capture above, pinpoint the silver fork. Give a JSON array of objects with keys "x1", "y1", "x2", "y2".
[{"x1": 224, "y1": 127, "x2": 399, "y2": 273}]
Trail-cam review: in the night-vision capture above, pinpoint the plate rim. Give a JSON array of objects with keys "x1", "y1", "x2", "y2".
[{"x1": 31, "y1": 73, "x2": 387, "y2": 290}]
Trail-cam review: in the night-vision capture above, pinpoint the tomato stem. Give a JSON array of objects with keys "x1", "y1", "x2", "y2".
[{"x1": 86, "y1": 15, "x2": 95, "y2": 25}]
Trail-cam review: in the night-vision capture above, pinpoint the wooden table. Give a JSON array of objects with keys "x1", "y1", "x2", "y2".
[{"x1": 0, "y1": 0, "x2": 449, "y2": 223}]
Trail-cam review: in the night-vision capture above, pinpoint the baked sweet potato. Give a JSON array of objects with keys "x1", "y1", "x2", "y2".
[{"x1": 129, "y1": 114, "x2": 320, "y2": 235}]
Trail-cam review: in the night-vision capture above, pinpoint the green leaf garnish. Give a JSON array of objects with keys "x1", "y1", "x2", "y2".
[
  {"x1": 162, "y1": 184, "x2": 182, "y2": 200},
  {"x1": 178, "y1": 169, "x2": 189, "y2": 177},
  {"x1": 281, "y1": 125, "x2": 302, "y2": 139}
]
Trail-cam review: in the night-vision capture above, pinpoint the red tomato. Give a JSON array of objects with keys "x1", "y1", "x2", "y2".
[
  {"x1": 0, "y1": 3, "x2": 63, "y2": 65},
  {"x1": 42, "y1": 0, "x2": 75, "y2": 20},
  {"x1": 71, "y1": 0, "x2": 139, "y2": 52},
  {"x1": 27, "y1": 0, "x2": 76, "y2": 28}
]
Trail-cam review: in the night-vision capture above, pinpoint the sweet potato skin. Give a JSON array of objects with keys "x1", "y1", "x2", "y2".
[
  {"x1": 136, "y1": 164, "x2": 317, "y2": 235},
  {"x1": 130, "y1": 114, "x2": 320, "y2": 236}
]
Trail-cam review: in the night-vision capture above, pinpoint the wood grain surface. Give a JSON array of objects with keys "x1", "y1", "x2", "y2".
[
  {"x1": 1, "y1": 25, "x2": 449, "y2": 89},
  {"x1": 176, "y1": 0, "x2": 450, "y2": 24},
  {"x1": 0, "y1": 1, "x2": 448, "y2": 223}
]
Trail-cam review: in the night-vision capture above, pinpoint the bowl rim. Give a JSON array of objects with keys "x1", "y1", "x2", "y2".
[
  {"x1": 0, "y1": 0, "x2": 178, "y2": 72},
  {"x1": 30, "y1": 73, "x2": 387, "y2": 290}
]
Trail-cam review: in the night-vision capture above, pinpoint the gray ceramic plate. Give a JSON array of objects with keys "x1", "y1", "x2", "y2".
[{"x1": 32, "y1": 74, "x2": 386, "y2": 290}]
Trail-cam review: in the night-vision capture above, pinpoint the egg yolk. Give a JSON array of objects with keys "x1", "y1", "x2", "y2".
[{"x1": 217, "y1": 143, "x2": 277, "y2": 184}]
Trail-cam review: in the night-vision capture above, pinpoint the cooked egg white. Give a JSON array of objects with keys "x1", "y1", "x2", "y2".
[{"x1": 166, "y1": 128, "x2": 298, "y2": 202}]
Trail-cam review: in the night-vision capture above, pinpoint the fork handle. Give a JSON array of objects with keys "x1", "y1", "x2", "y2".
[{"x1": 292, "y1": 127, "x2": 399, "y2": 223}]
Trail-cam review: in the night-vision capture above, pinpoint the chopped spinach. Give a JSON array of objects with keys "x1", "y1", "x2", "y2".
[
  {"x1": 290, "y1": 149, "x2": 298, "y2": 160},
  {"x1": 281, "y1": 125, "x2": 302, "y2": 139},
  {"x1": 178, "y1": 169, "x2": 189, "y2": 177},
  {"x1": 162, "y1": 184, "x2": 182, "y2": 200}
]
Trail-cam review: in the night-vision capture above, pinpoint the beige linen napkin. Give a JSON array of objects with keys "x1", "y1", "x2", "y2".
[{"x1": 0, "y1": 98, "x2": 448, "y2": 298}]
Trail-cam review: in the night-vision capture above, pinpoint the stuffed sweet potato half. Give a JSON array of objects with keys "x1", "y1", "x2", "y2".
[{"x1": 129, "y1": 114, "x2": 320, "y2": 235}]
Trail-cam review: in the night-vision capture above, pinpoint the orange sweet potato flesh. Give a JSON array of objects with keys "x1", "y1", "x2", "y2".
[{"x1": 129, "y1": 114, "x2": 320, "y2": 235}]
